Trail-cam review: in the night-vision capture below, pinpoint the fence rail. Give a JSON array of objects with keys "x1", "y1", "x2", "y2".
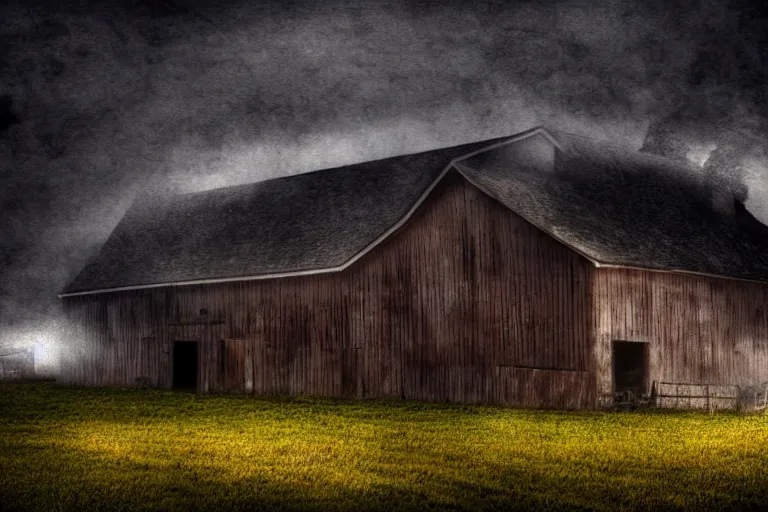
[{"x1": 654, "y1": 381, "x2": 768, "y2": 411}]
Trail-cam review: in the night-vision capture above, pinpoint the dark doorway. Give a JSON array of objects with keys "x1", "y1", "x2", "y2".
[
  {"x1": 173, "y1": 341, "x2": 198, "y2": 391},
  {"x1": 612, "y1": 341, "x2": 648, "y2": 395}
]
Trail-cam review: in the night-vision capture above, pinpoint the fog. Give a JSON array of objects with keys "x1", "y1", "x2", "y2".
[{"x1": 1, "y1": 0, "x2": 767, "y2": 354}]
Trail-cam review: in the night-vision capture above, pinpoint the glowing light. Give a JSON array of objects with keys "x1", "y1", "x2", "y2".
[
  {"x1": 35, "y1": 341, "x2": 55, "y2": 368},
  {"x1": 0, "y1": 328, "x2": 61, "y2": 375}
]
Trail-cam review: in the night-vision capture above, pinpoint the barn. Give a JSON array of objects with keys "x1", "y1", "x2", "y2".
[{"x1": 57, "y1": 127, "x2": 768, "y2": 409}]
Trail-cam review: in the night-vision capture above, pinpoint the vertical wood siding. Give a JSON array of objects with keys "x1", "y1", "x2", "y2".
[
  {"x1": 60, "y1": 171, "x2": 594, "y2": 408},
  {"x1": 593, "y1": 268, "x2": 768, "y2": 406}
]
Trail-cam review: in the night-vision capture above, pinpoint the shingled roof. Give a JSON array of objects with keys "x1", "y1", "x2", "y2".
[
  {"x1": 60, "y1": 134, "x2": 516, "y2": 296},
  {"x1": 61, "y1": 127, "x2": 768, "y2": 297},
  {"x1": 454, "y1": 129, "x2": 768, "y2": 283}
]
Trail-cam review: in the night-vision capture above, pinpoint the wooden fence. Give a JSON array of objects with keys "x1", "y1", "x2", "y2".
[{"x1": 654, "y1": 381, "x2": 768, "y2": 411}]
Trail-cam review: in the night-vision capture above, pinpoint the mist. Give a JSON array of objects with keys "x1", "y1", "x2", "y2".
[{"x1": 1, "y1": 0, "x2": 767, "y2": 354}]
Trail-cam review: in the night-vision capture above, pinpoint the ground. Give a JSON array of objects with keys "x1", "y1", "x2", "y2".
[{"x1": 0, "y1": 382, "x2": 767, "y2": 511}]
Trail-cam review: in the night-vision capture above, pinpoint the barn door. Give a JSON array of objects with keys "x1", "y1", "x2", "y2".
[
  {"x1": 221, "y1": 339, "x2": 246, "y2": 393},
  {"x1": 612, "y1": 341, "x2": 649, "y2": 398},
  {"x1": 138, "y1": 336, "x2": 156, "y2": 387},
  {"x1": 173, "y1": 341, "x2": 198, "y2": 391},
  {"x1": 341, "y1": 346, "x2": 363, "y2": 398}
]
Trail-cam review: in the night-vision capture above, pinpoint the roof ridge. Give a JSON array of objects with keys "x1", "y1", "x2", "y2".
[
  {"x1": 60, "y1": 130, "x2": 531, "y2": 297},
  {"x1": 453, "y1": 130, "x2": 768, "y2": 284}
]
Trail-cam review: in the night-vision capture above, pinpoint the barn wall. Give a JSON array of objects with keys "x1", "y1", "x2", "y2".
[
  {"x1": 593, "y1": 268, "x2": 768, "y2": 407},
  {"x1": 60, "y1": 171, "x2": 595, "y2": 408},
  {"x1": 59, "y1": 289, "x2": 165, "y2": 388}
]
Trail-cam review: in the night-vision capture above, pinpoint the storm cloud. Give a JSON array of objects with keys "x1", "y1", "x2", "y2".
[{"x1": 1, "y1": 0, "x2": 767, "y2": 344}]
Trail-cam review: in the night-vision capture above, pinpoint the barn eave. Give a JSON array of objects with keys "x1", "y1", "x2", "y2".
[
  {"x1": 59, "y1": 127, "x2": 559, "y2": 298},
  {"x1": 57, "y1": 126, "x2": 768, "y2": 298}
]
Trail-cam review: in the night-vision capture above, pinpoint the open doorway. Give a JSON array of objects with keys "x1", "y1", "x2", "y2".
[
  {"x1": 612, "y1": 341, "x2": 649, "y2": 396},
  {"x1": 173, "y1": 341, "x2": 198, "y2": 391}
]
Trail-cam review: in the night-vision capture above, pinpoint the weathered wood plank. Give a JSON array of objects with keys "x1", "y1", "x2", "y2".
[
  {"x1": 593, "y1": 268, "x2": 768, "y2": 408},
  {"x1": 62, "y1": 172, "x2": 596, "y2": 407}
]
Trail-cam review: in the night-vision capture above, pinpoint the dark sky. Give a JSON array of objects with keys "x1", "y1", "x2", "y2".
[{"x1": 1, "y1": 0, "x2": 768, "y2": 345}]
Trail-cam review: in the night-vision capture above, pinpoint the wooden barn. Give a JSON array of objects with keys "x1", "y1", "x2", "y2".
[{"x1": 58, "y1": 127, "x2": 768, "y2": 409}]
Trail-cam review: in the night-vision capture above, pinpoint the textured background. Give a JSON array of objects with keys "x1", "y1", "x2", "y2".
[{"x1": 1, "y1": 0, "x2": 767, "y2": 346}]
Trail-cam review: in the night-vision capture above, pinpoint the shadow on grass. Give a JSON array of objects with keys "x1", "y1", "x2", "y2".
[
  {"x1": 0, "y1": 443, "x2": 615, "y2": 512},
  {"x1": 2, "y1": 428, "x2": 767, "y2": 512},
  {"x1": 1, "y1": 383, "x2": 767, "y2": 511}
]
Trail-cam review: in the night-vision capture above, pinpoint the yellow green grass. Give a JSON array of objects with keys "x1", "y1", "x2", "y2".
[{"x1": 0, "y1": 382, "x2": 766, "y2": 511}]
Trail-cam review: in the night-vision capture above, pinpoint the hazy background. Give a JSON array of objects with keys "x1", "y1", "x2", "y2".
[{"x1": 1, "y1": 0, "x2": 767, "y2": 359}]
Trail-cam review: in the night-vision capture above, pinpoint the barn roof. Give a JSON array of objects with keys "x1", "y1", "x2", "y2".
[
  {"x1": 60, "y1": 134, "x2": 516, "y2": 296},
  {"x1": 61, "y1": 127, "x2": 768, "y2": 297},
  {"x1": 454, "y1": 129, "x2": 768, "y2": 283}
]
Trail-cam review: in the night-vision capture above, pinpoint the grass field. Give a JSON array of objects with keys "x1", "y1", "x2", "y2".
[{"x1": 0, "y1": 383, "x2": 767, "y2": 511}]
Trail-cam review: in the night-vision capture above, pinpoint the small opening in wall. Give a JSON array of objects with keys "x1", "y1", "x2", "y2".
[
  {"x1": 612, "y1": 340, "x2": 649, "y2": 396},
  {"x1": 173, "y1": 340, "x2": 198, "y2": 391},
  {"x1": 199, "y1": 308, "x2": 208, "y2": 316}
]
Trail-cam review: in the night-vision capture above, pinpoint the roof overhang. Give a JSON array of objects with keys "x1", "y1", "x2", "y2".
[
  {"x1": 58, "y1": 126, "x2": 768, "y2": 298},
  {"x1": 592, "y1": 262, "x2": 768, "y2": 286},
  {"x1": 60, "y1": 127, "x2": 557, "y2": 298}
]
